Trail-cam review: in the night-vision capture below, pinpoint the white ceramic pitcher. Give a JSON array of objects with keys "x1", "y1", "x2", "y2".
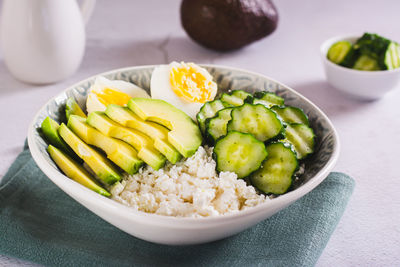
[{"x1": 1, "y1": 0, "x2": 96, "y2": 84}]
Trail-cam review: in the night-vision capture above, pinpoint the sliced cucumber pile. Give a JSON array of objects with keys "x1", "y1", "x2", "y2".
[
  {"x1": 251, "y1": 142, "x2": 298, "y2": 195},
  {"x1": 197, "y1": 89, "x2": 316, "y2": 195},
  {"x1": 214, "y1": 131, "x2": 267, "y2": 179}
]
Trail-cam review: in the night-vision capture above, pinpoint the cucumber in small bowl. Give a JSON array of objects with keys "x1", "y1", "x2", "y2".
[
  {"x1": 196, "y1": 99, "x2": 229, "y2": 134},
  {"x1": 327, "y1": 33, "x2": 400, "y2": 71},
  {"x1": 327, "y1": 40, "x2": 353, "y2": 66},
  {"x1": 220, "y1": 90, "x2": 253, "y2": 106}
]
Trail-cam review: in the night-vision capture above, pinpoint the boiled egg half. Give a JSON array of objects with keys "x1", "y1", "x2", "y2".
[
  {"x1": 150, "y1": 62, "x2": 218, "y2": 119},
  {"x1": 86, "y1": 76, "x2": 150, "y2": 114}
]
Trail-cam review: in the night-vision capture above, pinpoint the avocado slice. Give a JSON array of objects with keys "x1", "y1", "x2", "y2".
[
  {"x1": 87, "y1": 112, "x2": 166, "y2": 170},
  {"x1": 128, "y1": 98, "x2": 202, "y2": 158},
  {"x1": 41, "y1": 117, "x2": 81, "y2": 161},
  {"x1": 105, "y1": 104, "x2": 182, "y2": 164},
  {"x1": 68, "y1": 115, "x2": 143, "y2": 174},
  {"x1": 47, "y1": 145, "x2": 110, "y2": 197},
  {"x1": 66, "y1": 97, "x2": 86, "y2": 120},
  {"x1": 58, "y1": 123, "x2": 121, "y2": 184}
]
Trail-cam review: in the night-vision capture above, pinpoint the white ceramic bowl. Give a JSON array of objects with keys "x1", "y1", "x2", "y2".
[
  {"x1": 28, "y1": 65, "x2": 340, "y2": 245},
  {"x1": 321, "y1": 35, "x2": 400, "y2": 100}
]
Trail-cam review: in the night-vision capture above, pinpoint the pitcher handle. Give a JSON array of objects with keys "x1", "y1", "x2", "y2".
[{"x1": 80, "y1": 0, "x2": 96, "y2": 25}]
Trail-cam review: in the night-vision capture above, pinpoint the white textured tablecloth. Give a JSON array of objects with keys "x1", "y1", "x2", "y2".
[{"x1": 1, "y1": 0, "x2": 399, "y2": 266}]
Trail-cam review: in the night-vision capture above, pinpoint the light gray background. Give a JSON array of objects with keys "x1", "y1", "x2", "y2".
[{"x1": 1, "y1": 0, "x2": 399, "y2": 266}]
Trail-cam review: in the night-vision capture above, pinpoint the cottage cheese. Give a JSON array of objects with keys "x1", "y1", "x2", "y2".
[{"x1": 110, "y1": 146, "x2": 268, "y2": 217}]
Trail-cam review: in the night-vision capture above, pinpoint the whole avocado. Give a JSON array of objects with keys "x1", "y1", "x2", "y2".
[{"x1": 180, "y1": 0, "x2": 278, "y2": 51}]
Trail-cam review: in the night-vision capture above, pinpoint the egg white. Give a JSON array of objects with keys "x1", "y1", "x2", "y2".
[
  {"x1": 150, "y1": 62, "x2": 213, "y2": 119},
  {"x1": 86, "y1": 76, "x2": 150, "y2": 114}
]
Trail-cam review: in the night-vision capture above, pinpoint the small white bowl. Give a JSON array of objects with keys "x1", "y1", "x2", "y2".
[{"x1": 321, "y1": 35, "x2": 400, "y2": 100}]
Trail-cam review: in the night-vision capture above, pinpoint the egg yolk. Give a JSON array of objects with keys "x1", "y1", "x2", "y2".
[
  {"x1": 93, "y1": 88, "x2": 132, "y2": 106},
  {"x1": 170, "y1": 64, "x2": 216, "y2": 103}
]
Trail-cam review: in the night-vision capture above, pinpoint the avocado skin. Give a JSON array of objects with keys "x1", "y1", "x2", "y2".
[{"x1": 180, "y1": 0, "x2": 278, "y2": 51}]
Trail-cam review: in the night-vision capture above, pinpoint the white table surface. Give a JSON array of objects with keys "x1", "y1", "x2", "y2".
[{"x1": 1, "y1": 0, "x2": 400, "y2": 266}]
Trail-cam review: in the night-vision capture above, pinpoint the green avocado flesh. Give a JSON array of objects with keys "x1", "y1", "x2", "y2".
[
  {"x1": 67, "y1": 115, "x2": 143, "y2": 175},
  {"x1": 87, "y1": 112, "x2": 166, "y2": 170},
  {"x1": 58, "y1": 123, "x2": 121, "y2": 184},
  {"x1": 105, "y1": 104, "x2": 181, "y2": 164},
  {"x1": 47, "y1": 145, "x2": 110, "y2": 197},
  {"x1": 66, "y1": 97, "x2": 86, "y2": 120},
  {"x1": 128, "y1": 98, "x2": 202, "y2": 158},
  {"x1": 41, "y1": 116, "x2": 79, "y2": 161}
]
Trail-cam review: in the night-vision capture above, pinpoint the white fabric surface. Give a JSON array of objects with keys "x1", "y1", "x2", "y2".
[{"x1": 0, "y1": 0, "x2": 399, "y2": 266}]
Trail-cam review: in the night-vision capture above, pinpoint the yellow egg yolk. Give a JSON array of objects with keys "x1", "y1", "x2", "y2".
[
  {"x1": 170, "y1": 64, "x2": 216, "y2": 103},
  {"x1": 93, "y1": 88, "x2": 132, "y2": 106}
]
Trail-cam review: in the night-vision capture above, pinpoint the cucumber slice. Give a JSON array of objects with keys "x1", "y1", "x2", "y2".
[
  {"x1": 271, "y1": 106, "x2": 309, "y2": 125},
  {"x1": 231, "y1": 90, "x2": 253, "y2": 101},
  {"x1": 353, "y1": 54, "x2": 380, "y2": 71},
  {"x1": 384, "y1": 42, "x2": 400, "y2": 70},
  {"x1": 284, "y1": 123, "x2": 315, "y2": 159},
  {"x1": 205, "y1": 107, "x2": 233, "y2": 144},
  {"x1": 253, "y1": 91, "x2": 284, "y2": 108},
  {"x1": 213, "y1": 131, "x2": 267, "y2": 178},
  {"x1": 196, "y1": 100, "x2": 228, "y2": 134},
  {"x1": 220, "y1": 90, "x2": 253, "y2": 106},
  {"x1": 227, "y1": 103, "x2": 284, "y2": 142},
  {"x1": 251, "y1": 142, "x2": 298, "y2": 195},
  {"x1": 327, "y1": 41, "x2": 353, "y2": 64},
  {"x1": 340, "y1": 48, "x2": 359, "y2": 68}
]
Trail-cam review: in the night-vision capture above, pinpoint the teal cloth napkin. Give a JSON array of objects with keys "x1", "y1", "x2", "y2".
[{"x1": 0, "y1": 142, "x2": 354, "y2": 267}]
